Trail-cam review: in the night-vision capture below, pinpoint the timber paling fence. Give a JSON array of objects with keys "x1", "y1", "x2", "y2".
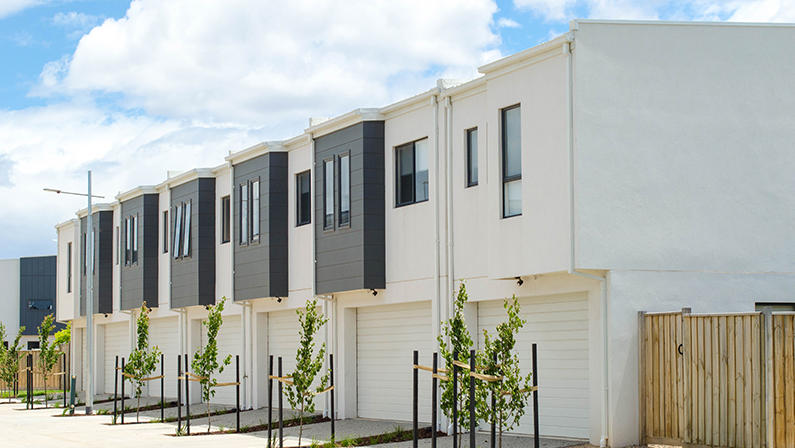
[{"x1": 639, "y1": 308, "x2": 795, "y2": 448}]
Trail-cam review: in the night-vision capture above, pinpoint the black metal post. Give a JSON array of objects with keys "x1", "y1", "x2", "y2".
[
  {"x1": 236, "y1": 355, "x2": 240, "y2": 433},
  {"x1": 469, "y1": 350, "x2": 476, "y2": 448},
  {"x1": 491, "y1": 353, "x2": 496, "y2": 448},
  {"x1": 177, "y1": 354, "x2": 182, "y2": 433},
  {"x1": 160, "y1": 353, "x2": 164, "y2": 422},
  {"x1": 432, "y1": 352, "x2": 438, "y2": 448},
  {"x1": 184, "y1": 354, "x2": 190, "y2": 436},
  {"x1": 63, "y1": 351, "x2": 67, "y2": 408},
  {"x1": 330, "y1": 353, "x2": 335, "y2": 441},
  {"x1": 532, "y1": 343, "x2": 539, "y2": 448},
  {"x1": 453, "y1": 351, "x2": 458, "y2": 448},
  {"x1": 120, "y1": 357, "x2": 125, "y2": 424},
  {"x1": 268, "y1": 355, "x2": 273, "y2": 448},
  {"x1": 413, "y1": 350, "x2": 418, "y2": 448},
  {"x1": 27, "y1": 354, "x2": 32, "y2": 409},
  {"x1": 113, "y1": 356, "x2": 119, "y2": 423},
  {"x1": 69, "y1": 375, "x2": 76, "y2": 415},
  {"x1": 278, "y1": 357, "x2": 283, "y2": 448}
]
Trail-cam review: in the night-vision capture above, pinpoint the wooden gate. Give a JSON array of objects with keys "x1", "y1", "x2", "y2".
[{"x1": 640, "y1": 310, "x2": 795, "y2": 448}]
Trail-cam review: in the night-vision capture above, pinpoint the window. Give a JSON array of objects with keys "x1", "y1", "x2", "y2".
[
  {"x1": 116, "y1": 226, "x2": 120, "y2": 265},
  {"x1": 93, "y1": 229, "x2": 97, "y2": 274},
  {"x1": 466, "y1": 128, "x2": 478, "y2": 187},
  {"x1": 163, "y1": 210, "x2": 169, "y2": 253},
  {"x1": 296, "y1": 171, "x2": 311, "y2": 226},
  {"x1": 66, "y1": 242, "x2": 72, "y2": 293},
  {"x1": 173, "y1": 202, "x2": 182, "y2": 257},
  {"x1": 124, "y1": 215, "x2": 138, "y2": 266},
  {"x1": 29, "y1": 299, "x2": 53, "y2": 310},
  {"x1": 251, "y1": 180, "x2": 260, "y2": 243},
  {"x1": 171, "y1": 201, "x2": 191, "y2": 258},
  {"x1": 396, "y1": 138, "x2": 429, "y2": 206},
  {"x1": 125, "y1": 218, "x2": 131, "y2": 265},
  {"x1": 339, "y1": 154, "x2": 350, "y2": 227},
  {"x1": 182, "y1": 201, "x2": 191, "y2": 257},
  {"x1": 502, "y1": 105, "x2": 522, "y2": 217},
  {"x1": 221, "y1": 196, "x2": 231, "y2": 243},
  {"x1": 27, "y1": 341, "x2": 39, "y2": 350},
  {"x1": 323, "y1": 159, "x2": 334, "y2": 230},
  {"x1": 81, "y1": 232, "x2": 86, "y2": 276},
  {"x1": 240, "y1": 182, "x2": 248, "y2": 245}
]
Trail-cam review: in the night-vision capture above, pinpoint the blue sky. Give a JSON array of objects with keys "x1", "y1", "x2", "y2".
[{"x1": 0, "y1": 0, "x2": 792, "y2": 259}]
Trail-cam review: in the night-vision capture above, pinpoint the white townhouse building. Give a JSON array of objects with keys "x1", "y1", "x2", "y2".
[{"x1": 54, "y1": 20, "x2": 795, "y2": 447}]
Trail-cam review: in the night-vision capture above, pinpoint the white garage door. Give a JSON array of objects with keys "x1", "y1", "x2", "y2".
[
  {"x1": 200, "y1": 315, "x2": 240, "y2": 406},
  {"x1": 267, "y1": 309, "x2": 324, "y2": 410},
  {"x1": 478, "y1": 292, "x2": 589, "y2": 439},
  {"x1": 149, "y1": 317, "x2": 179, "y2": 399},
  {"x1": 104, "y1": 322, "x2": 129, "y2": 395},
  {"x1": 357, "y1": 301, "x2": 433, "y2": 422}
]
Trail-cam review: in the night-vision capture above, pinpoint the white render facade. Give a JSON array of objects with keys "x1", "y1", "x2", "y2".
[{"x1": 53, "y1": 20, "x2": 795, "y2": 447}]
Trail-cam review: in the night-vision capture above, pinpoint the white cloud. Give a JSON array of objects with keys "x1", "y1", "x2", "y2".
[
  {"x1": 0, "y1": 0, "x2": 51, "y2": 19},
  {"x1": 498, "y1": 17, "x2": 522, "y2": 27},
  {"x1": 513, "y1": 0, "x2": 577, "y2": 21},
  {"x1": 53, "y1": 12, "x2": 104, "y2": 39},
  {"x1": 36, "y1": 0, "x2": 500, "y2": 128},
  {"x1": 9, "y1": 31, "x2": 34, "y2": 47}
]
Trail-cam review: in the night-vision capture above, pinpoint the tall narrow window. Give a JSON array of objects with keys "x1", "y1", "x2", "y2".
[
  {"x1": 296, "y1": 171, "x2": 311, "y2": 226},
  {"x1": 240, "y1": 182, "x2": 248, "y2": 244},
  {"x1": 182, "y1": 201, "x2": 191, "y2": 257},
  {"x1": 323, "y1": 159, "x2": 334, "y2": 230},
  {"x1": 339, "y1": 154, "x2": 350, "y2": 227},
  {"x1": 116, "y1": 225, "x2": 120, "y2": 265},
  {"x1": 502, "y1": 105, "x2": 522, "y2": 217},
  {"x1": 251, "y1": 180, "x2": 260, "y2": 243},
  {"x1": 163, "y1": 211, "x2": 169, "y2": 253},
  {"x1": 396, "y1": 138, "x2": 429, "y2": 206},
  {"x1": 66, "y1": 242, "x2": 72, "y2": 293},
  {"x1": 125, "y1": 218, "x2": 131, "y2": 266},
  {"x1": 466, "y1": 128, "x2": 478, "y2": 187},
  {"x1": 132, "y1": 214, "x2": 138, "y2": 264},
  {"x1": 81, "y1": 232, "x2": 86, "y2": 276},
  {"x1": 173, "y1": 203, "x2": 182, "y2": 257},
  {"x1": 221, "y1": 196, "x2": 231, "y2": 244},
  {"x1": 92, "y1": 229, "x2": 97, "y2": 274}
]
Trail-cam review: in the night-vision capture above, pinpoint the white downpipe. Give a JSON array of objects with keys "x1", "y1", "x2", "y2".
[
  {"x1": 444, "y1": 96, "x2": 454, "y2": 324},
  {"x1": 564, "y1": 37, "x2": 609, "y2": 448},
  {"x1": 432, "y1": 95, "x2": 441, "y2": 353}
]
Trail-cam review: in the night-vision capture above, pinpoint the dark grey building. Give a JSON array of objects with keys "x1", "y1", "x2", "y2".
[
  {"x1": 19, "y1": 256, "x2": 65, "y2": 338},
  {"x1": 80, "y1": 210, "x2": 114, "y2": 316},
  {"x1": 120, "y1": 193, "x2": 159, "y2": 310},
  {"x1": 314, "y1": 121, "x2": 386, "y2": 295}
]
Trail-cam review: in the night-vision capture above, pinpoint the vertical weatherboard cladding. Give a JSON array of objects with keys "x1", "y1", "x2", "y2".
[
  {"x1": 120, "y1": 194, "x2": 159, "y2": 310},
  {"x1": 314, "y1": 121, "x2": 385, "y2": 295},
  {"x1": 170, "y1": 178, "x2": 216, "y2": 308},
  {"x1": 233, "y1": 151, "x2": 289, "y2": 301},
  {"x1": 19, "y1": 256, "x2": 64, "y2": 336},
  {"x1": 79, "y1": 211, "x2": 114, "y2": 316}
]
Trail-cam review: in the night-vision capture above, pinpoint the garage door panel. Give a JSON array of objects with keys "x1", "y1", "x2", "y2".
[
  {"x1": 357, "y1": 301, "x2": 432, "y2": 423},
  {"x1": 268, "y1": 309, "x2": 323, "y2": 411},
  {"x1": 149, "y1": 317, "x2": 178, "y2": 399},
  {"x1": 209, "y1": 315, "x2": 240, "y2": 406},
  {"x1": 478, "y1": 293, "x2": 589, "y2": 439},
  {"x1": 104, "y1": 322, "x2": 129, "y2": 395}
]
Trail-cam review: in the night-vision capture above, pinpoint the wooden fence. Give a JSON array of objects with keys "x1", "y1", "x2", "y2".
[
  {"x1": 640, "y1": 309, "x2": 795, "y2": 448},
  {"x1": 10, "y1": 350, "x2": 68, "y2": 392}
]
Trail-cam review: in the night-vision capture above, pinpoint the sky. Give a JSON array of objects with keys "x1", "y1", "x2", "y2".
[{"x1": 1, "y1": 0, "x2": 793, "y2": 259}]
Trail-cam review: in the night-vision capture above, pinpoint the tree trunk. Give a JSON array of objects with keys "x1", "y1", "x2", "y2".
[
  {"x1": 44, "y1": 377, "x2": 48, "y2": 408},
  {"x1": 137, "y1": 395, "x2": 141, "y2": 422},
  {"x1": 207, "y1": 400, "x2": 211, "y2": 433},
  {"x1": 298, "y1": 403, "x2": 304, "y2": 447}
]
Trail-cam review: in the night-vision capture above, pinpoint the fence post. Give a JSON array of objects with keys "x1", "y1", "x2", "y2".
[
  {"x1": 69, "y1": 375, "x2": 76, "y2": 415},
  {"x1": 278, "y1": 357, "x2": 283, "y2": 448},
  {"x1": 268, "y1": 355, "x2": 273, "y2": 448},
  {"x1": 453, "y1": 350, "x2": 458, "y2": 448},
  {"x1": 491, "y1": 352, "x2": 496, "y2": 448},
  {"x1": 413, "y1": 350, "x2": 418, "y2": 448},
  {"x1": 469, "y1": 350, "x2": 476, "y2": 448},
  {"x1": 160, "y1": 353, "x2": 164, "y2": 423},
  {"x1": 682, "y1": 308, "x2": 692, "y2": 445},
  {"x1": 184, "y1": 354, "x2": 190, "y2": 436},
  {"x1": 236, "y1": 355, "x2": 240, "y2": 433},
  {"x1": 330, "y1": 353, "x2": 335, "y2": 442},
  {"x1": 63, "y1": 351, "x2": 67, "y2": 408},
  {"x1": 432, "y1": 352, "x2": 438, "y2": 448},
  {"x1": 177, "y1": 354, "x2": 182, "y2": 434},
  {"x1": 113, "y1": 356, "x2": 119, "y2": 423},
  {"x1": 532, "y1": 343, "x2": 539, "y2": 448},
  {"x1": 638, "y1": 311, "x2": 646, "y2": 445},
  {"x1": 121, "y1": 357, "x2": 125, "y2": 424},
  {"x1": 763, "y1": 306, "x2": 774, "y2": 448}
]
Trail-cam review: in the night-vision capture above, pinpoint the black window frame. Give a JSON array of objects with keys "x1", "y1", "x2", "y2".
[
  {"x1": 172, "y1": 201, "x2": 191, "y2": 260},
  {"x1": 296, "y1": 170, "x2": 311, "y2": 227},
  {"x1": 28, "y1": 299, "x2": 53, "y2": 310},
  {"x1": 173, "y1": 202, "x2": 182, "y2": 257},
  {"x1": 466, "y1": 127, "x2": 479, "y2": 187},
  {"x1": 81, "y1": 232, "x2": 86, "y2": 276},
  {"x1": 395, "y1": 138, "x2": 429, "y2": 207},
  {"x1": 501, "y1": 104, "x2": 522, "y2": 218},
  {"x1": 124, "y1": 214, "x2": 139, "y2": 267},
  {"x1": 221, "y1": 195, "x2": 231, "y2": 244},
  {"x1": 239, "y1": 182, "x2": 248, "y2": 246},
  {"x1": 323, "y1": 158, "x2": 335, "y2": 231},
  {"x1": 66, "y1": 242, "x2": 72, "y2": 293},
  {"x1": 181, "y1": 201, "x2": 191, "y2": 257},
  {"x1": 338, "y1": 152, "x2": 351, "y2": 228},
  {"x1": 250, "y1": 178, "x2": 260, "y2": 244},
  {"x1": 163, "y1": 210, "x2": 169, "y2": 253}
]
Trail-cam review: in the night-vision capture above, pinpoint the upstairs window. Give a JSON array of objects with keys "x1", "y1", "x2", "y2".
[
  {"x1": 172, "y1": 201, "x2": 190, "y2": 258},
  {"x1": 116, "y1": 226, "x2": 120, "y2": 265},
  {"x1": 163, "y1": 210, "x2": 169, "y2": 253},
  {"x1": 250, "y1": 180, "x2": 260, "y2": 243},
  {"x1": 173, "y1": 202, "x2": 182, "y2": 256},
  {"x1": 124, "y1": 215, "x2": 138, "y2": 266},
  {"x1": 466, "y1": 128, "x2": 478, "y2": 187},
  {"x1": 502, "y1": 105, "x2": 522, "y2": 218},
  {"x1": 221, "y1": 196, "x2": 230, "y2": 244},
  {"x1": 239, "y1": 182, "x2": 248, "y2": 245},
  {"x1": 323, "y1": 159, "x2": 334, "y2": 230},
  {"x1": 239, "y1": 179, "x2": 260, "y2": 245},
  {"x1": 296, "y1": 171, "x2": 311, "y2": 226},
  {"x1": 338, "y1": 154, "x2": 350, "y2": 227},
  {"x1": 182, "y1": 202, "x2": 191, "y2": 257},
  {"x1": 81, "y1": 232, "x2": 86, "y2": 276},
  {"x1": 66, "y1": 242, "x2": 72, "y2": 293},
  {"x1": 396, "y1": 138, "x2": 429, "y2": 206}
]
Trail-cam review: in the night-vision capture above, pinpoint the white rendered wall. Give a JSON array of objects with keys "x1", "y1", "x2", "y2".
[
  {"x1": 573, "y1": 22, "x2": 795, "y2": 273},
  {"x1": 216, "y1": 169, "x2": 232, "y2": 303},
  {"x1": 287, "y1": 140, "x2": 313, "y2": 300},
  {"x1": 56, "y1": 222, "x2": 77, "y2": 322},
  {"x1": 0, "y1": 259, "x2": 21, "y2": 338},
  {"x1": 158, "y1": 189, "x2": 170, "y2": 308}
]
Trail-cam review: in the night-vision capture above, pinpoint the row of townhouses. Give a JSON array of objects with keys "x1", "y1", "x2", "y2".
[{"x1": 53, "y1": 20, "x2": 795, "y2": 447}]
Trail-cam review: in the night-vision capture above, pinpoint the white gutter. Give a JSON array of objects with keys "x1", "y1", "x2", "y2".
[
  {"x1": 444, "y1": 96, "x2": 454, "y2": 338},
  {"x1": 564, "y1": 36, "x2": 610, "y2": 448},
  {"x1": 432, "y1": 95, "x2": 442, "y2": 354}
]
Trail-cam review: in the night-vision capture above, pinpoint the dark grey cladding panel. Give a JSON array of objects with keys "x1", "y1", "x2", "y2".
[
  {"x1": 233, "y1": 151, "x2": 289, "y2": 301},
  {"x1": 120, "y1": 194, "x2": 159, "y2": 310},
  {"x1": 315, "y1": 121, "x2": 385, "y2": 295},
  {"x1": 79, "y1": 211, "x2": 114, "y2": 316},
  {"x1": 19, "y1": 256, "x2": 64, "y2": 335},
  {"x1": 170, "y1": 178, "x2": 216, "y2": 309}
]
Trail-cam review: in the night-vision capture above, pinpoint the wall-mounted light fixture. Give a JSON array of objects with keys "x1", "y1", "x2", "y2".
[
  {"x1": 276, "y1": 297, "x2": 282, "y2": 303},
  {"x1": 516, "y1": 276, "x2": 524, "y2": 287},
  {"x1": 371, "y1": 289, "x2": 378, "y2": 297}
]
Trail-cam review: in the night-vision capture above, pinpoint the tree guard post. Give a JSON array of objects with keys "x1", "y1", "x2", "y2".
[
  {"x1": 278, "y1": 356, "x2": 283, "y2": 448},
  {"x1": 268, "y1": 355, "x2": 273, "y2": 448},
  {"x1": 491, "y1": 352, "x2": 497, "y2": 448},
  {"x1": 113, "y1": 356, "x2": 119, "y2": 423},
  {"x1": 63, "y1": 352, "x2": 67, "y2": 408},
  {"x1": 160, "y1": 353, "x2": 164, "y2": 423},
  {"x1": 330, "y1": 353, "x2": 335, "y2": 442},
  {"x1": 236, "y1": 355, "x2": 240, "y2": 433},
  {"x1": 532, "y1": 343, "x2": 539, "y2": 448},
  {"x1": 184, "y1": 354, "x2": 190, "y2": 436},
  {"x1": 469, "y1": 350, "x2": 476, "y2": 448},
  {"x1": 453, "y1": 350, "x2": 458, "y2": 448},
  {"x1": 432, "y1": 352, "x2": 438, "y2": 448},
  {"x1": 413, "y1": 350, "x2": 419, "y2": 448},
  {"x1": 177, "y1": 354, "x2": 182, "y2": 434},
  {"x1": 121, "y1": 357, "x2": 125, "y2": 424}
]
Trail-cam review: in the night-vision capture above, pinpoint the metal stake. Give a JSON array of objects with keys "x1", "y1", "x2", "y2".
[
  {"x1": 236, "y1": 355, "x2": 240, "y2": 432},
  {"x1": 177, "y1": 354, "x2": 182, "y2": 433},
  {"x1": 268, "y1": 355, "x2": 273, "y2": 448},
  {"x1": 160, "y1": 353, "x2": 164, "y2": 422},
  {"x1": 113, "y1": 356, "x2": 118, "y2": 423},
  {"x1": 432, "y1": 352, "x2": 438, "y2": 448},
  {"x1": 413, "y1": 350, "x2": 418, "y2": 448},
  {"x1": 121, "y1": 357, "x2": 125, "y2": 424},
  {"x1": 453, "y1": 351, "x2": 458, "y2": 448},
  {"x1": 184, "y1": 354, "x2": 190, "y2": 436},
  {"x1": 278, "y1": 357, "x2": 283, "y2": 448},
  {"x1": 330, "y1": 353, "x2": 335, "y2": 441},
  {"x1": 469, "y1": 350, "x2": 476, "y2": 448},
  {"x1": 532, "y1": 343, "x2": 539, "y2": 448}
]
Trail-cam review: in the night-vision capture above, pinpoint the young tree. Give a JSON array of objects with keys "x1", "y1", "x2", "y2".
[
  {"x1": 437, "y1": 281, "x2": 479, "y2": 445},
  {"x1": 284, "y1": 298, "x2": 329, "y2": 448},
  {"x1": 0, "y1": 324, "x2": 25, "y2": 402},
  {"x1": 191, "y1": 298, "x2": 232, "y2": 433},
  {"x1": 38, "y1": 314, "x2": 70, "y2": 408},
  {"x1": 123, "y1": 303, "x2": 161, "y2": 422},
  {"x1": 477, "y1": 296, "x2": 533, "y2": 448}
]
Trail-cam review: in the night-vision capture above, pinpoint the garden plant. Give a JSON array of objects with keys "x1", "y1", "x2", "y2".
[
  {"x1": 191, "y1": 297, "x2": 232, "y2": 433},
  {"x1": 123, "y1": 303, "x2": 161, "y2": 422}
]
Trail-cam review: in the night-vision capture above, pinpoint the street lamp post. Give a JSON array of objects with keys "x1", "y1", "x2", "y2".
[{"x1": 45, "y1": 171, "x2": 104, "y2": 415}]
